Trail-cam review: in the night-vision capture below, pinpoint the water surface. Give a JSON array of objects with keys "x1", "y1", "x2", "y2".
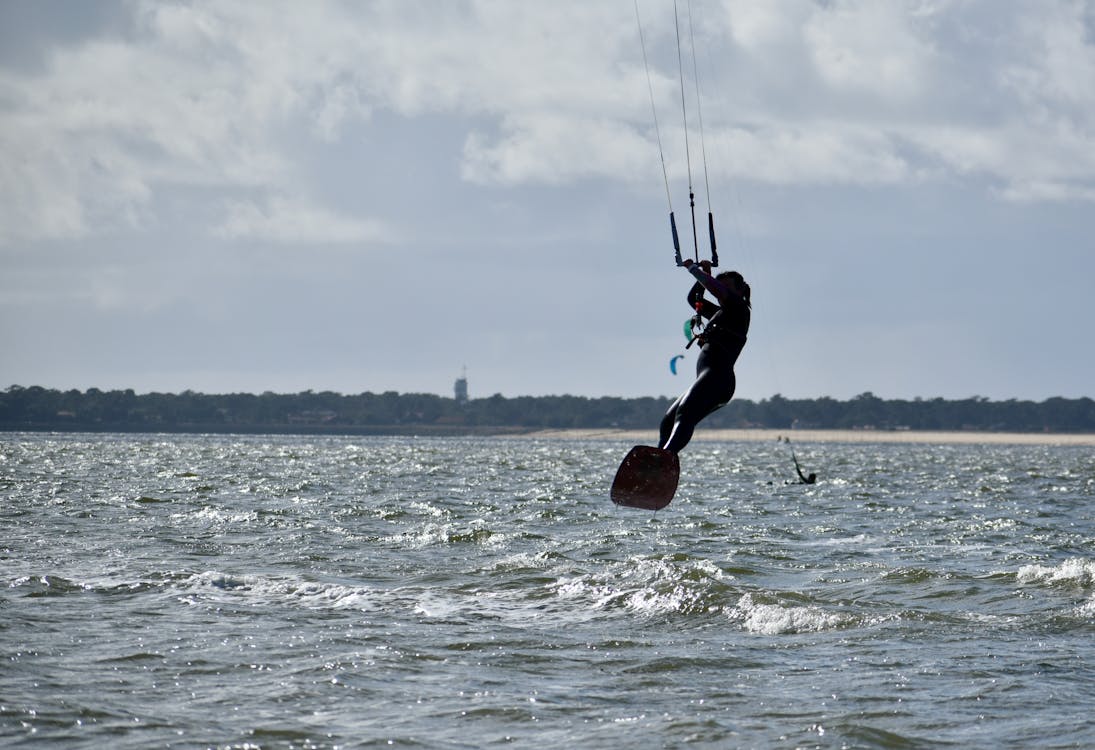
[{"x1": 2, "y1": 433, "x2": 1093, "y2": 748}]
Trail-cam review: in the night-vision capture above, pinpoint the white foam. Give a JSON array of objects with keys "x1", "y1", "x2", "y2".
[
  {"x1": 382, "y1": 520, "x2": 508, "y2": 549},
  {"x1": 1016, "y1": 558, "x2": 1095, "y2": 589},
  {"x1": 412, "y1": 592, "x2": 464, "y2": 619},
  {"x1": 553, "y1": 576, "x2": 618, "y2": 609},
  {"x1": 170, "y1": 507, "x2": 258, "y2": 524},
  {"x1": 551, "y1": 556, "x2": 727, "y2": 616},
  {"x1": 178, "y1": 570, "x2": 379, "y2": 610},
  {"x1": 621, "y1": 585, "x2": 701, "y2": 615},
  {"x1": 732, "y1": 592, "x2": 850, "y2": 635}
]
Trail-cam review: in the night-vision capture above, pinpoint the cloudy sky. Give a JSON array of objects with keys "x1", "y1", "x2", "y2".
[{"x1": 2, "y1": 0, "x2": 1093, "y2": 401}]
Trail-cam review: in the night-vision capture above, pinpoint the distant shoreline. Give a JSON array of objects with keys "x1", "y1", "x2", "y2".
[
  {"x1": 6, "y1": 388, "x2": 1095, "y2": 436},
  {"x1": 4, "y1": 425, "x2": 1095, "y2": 446},
  {"x1": 518, "y1": 428, "x2": 1095, "y2": 446}
]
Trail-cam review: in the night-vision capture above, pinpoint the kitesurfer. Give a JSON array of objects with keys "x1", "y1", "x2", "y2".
[
  {"x1": 793, "y1": 452, "x2": 817, "y2": 484},
  {"x1": 658, "y1": 259, "x2": 751, "y2": 454}
]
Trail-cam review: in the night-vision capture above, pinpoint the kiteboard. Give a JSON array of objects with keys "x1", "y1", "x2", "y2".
[{"x1": 610, "y1": 445, "x2": 680, "y2": 511}]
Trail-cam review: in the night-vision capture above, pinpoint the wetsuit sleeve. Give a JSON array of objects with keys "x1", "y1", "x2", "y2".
[
  {"x1": 687, "y1": 281, "x2": 720, "y2": 319},
  {"x1": 687, "y1": 264, "x2": 745, "y2": 309},
  {"x1": 686, "y1": 281, "x2": 706, "y2": 307}
]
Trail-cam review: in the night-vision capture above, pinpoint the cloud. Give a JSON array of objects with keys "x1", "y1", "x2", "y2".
[
  {"x1": 804, "y1": 1, "x2": 937, "y2": 102},
  {"x1": 719, "y1": 1, "x2": 1092, "y2": 195},
  {"x1": 712, "y1": 122, "x2": 914, "y2": 186},
  {"x1": 215, "y1": 194, "x2": 391, "y2": 245},
  {"x1": 3, "y1": 0, "x2": 1095, "y2": 249},
  {"x1": 462, "y1": 114, "x2": 655, "y2": 186},
  {"x1": 0, "y1": 1, "x2": 370, "y2": 244}
]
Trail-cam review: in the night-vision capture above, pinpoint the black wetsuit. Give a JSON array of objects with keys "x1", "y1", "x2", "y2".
[{"x1": 659, "y1": 271, "x2": 750, "y2": 453}]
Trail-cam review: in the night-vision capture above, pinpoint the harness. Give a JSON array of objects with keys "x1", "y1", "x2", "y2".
[
  {"x1": 685, "y1": 303, "x2": 705, "y2": 349},
  {"x1": 686, "y1": 304, "x2": 747, "y2": 351}
]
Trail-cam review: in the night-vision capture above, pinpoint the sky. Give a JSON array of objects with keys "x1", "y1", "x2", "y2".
[{"x1": 2, "y1": 0, "x2": 1094, "y2": 402}]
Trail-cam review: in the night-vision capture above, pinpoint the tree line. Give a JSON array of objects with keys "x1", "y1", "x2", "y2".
[{"x1": 2, "y1": 385, "x2": 1094, "y2": 435}]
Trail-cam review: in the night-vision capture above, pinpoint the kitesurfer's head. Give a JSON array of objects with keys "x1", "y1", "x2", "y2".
[{"x1": 717, "y1": 270, "x2": 751, "y2": 306}]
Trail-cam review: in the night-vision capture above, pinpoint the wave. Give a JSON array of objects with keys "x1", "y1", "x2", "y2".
[
  {"x1": 552, "y1": 555, "x2": 732, "y2": 617},
  {"x1": 5, "y1": 574, "x2": 90, "y2": 597},
  {"x1": 1016, "y1": 558, "x2": 1095, "y2": 589},
  {"x1": 1016, "y1": 558, "x2": 1095, "y2": 618},
  {"x1": 730, "y1": 592, "x2": 855, "y2": 635},
  {"x1": 177, "y1": 570, "x2": 380, "y2": 611}
]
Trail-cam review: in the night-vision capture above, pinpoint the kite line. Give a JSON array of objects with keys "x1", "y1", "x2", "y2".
[{"x1": 634, "y1": 0, "x2": 718, "y2": 268}]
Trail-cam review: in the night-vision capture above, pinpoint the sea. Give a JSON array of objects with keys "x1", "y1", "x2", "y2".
[{"x1": 2, "y1": 431, "x2": 1093, "y2": 749}]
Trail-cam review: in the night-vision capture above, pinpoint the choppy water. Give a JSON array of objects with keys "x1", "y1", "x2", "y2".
[{"x1": 2, "y1": 432, "x2": 1094, "y2": 749}]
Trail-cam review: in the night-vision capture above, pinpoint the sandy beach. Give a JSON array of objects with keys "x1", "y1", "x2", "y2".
[{"x1": 520, "y1": 428, "x2": 1095, "y2": 446}]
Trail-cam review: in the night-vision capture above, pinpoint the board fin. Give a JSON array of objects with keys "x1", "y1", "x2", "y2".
[{"x1": 611, "y1": 445, "x2": 680, "y2": 510}]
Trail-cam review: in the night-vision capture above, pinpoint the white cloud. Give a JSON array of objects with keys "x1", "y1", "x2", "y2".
[
  {"x1": 804, "y1": 1, "x2": 937, "y2": 102},
  {"x1": 312, "y1": 83, "x2": 371, "y2": 143},
  {"x1": 215, "y1": 195, "x2": 390, "y2": 245},
  {"x1": 0, "y1": 131, "x2": 87, "y2": 244},
  {"x1": 723, "y1": 1, "x2": 813, "y2": 50},
  {"x1": 0, "y1": 1, "x2": 370, "y2": 244},
  {"x1": 462, "y1": 114, "x2": 655, "y2": 186},
  {"x1": 3, "y1": 0, "x2": 1095, "y2": 249},
  {"x1": 996, "y1": 180, "x2": 1095, "y2": 203},
  {"x1": 1004, "y1": 0, "x2": 1095, "y2": 109},
  {"x1": 711, "y1": 0, "x2": 1095, "y2": 202},
  {"x1": 712, "y1": 122, "x2": 913, "y2": 185}
]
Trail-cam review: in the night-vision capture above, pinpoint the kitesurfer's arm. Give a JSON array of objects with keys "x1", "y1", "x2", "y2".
[
  {"x1": 687, "y1": 280, "x2": 706, "y2": 307},
  {"x1": 684, "y1": 260, "x2": 719, "y2": 318},
  {"x1": 682, "y1": 259, "x2": 740, "y2": 308},
  {"x1": 793, "y1": 452, "x2": 817, "y2": 484},
  {"x1": 687, "y1": 280, "x2": 719, "y2": 319}
]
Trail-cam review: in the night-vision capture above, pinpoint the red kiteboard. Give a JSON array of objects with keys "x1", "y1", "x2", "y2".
[{"x1": 610, "y1": 445, "x2": 680, "y2": 511}]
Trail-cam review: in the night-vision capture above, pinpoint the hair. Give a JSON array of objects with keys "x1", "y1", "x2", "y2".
[{"x1": 717, "y1": 270, "x2": 751, "y2": 307}]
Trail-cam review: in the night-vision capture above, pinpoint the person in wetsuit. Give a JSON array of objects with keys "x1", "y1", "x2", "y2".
[
  {"x1": 659, "y1": 259, "x2": 751, "y2": 454},
  {"x1": 793, "y1": 452, "x2": 817, "y2": 484}
]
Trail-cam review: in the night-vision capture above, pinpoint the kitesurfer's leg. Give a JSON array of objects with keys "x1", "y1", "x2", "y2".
[
  {"x1": 659, "y1": 397, "x2": 683, "y2": 449},
  {"x1": 661, "y1": 387, "x2": 712, "y2": 453},
  {"x1": 660, "y1": 355, "x2": 735, "y2": 454}
]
